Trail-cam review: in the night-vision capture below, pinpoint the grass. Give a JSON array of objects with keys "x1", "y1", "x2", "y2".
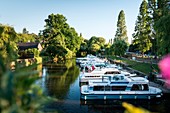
[{"x1": 109, "y1": 56, "x2": 159, "y2": 75}]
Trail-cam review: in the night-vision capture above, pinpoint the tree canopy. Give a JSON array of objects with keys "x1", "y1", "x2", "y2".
[
  {"x1": 132, "y1": 0, "x2": 152, "y2": 55},
  {"x1": 87, "y1": 36, "x2": 106, "y2": 55},
  {"x1": 0, "y1": 24, "x2": 18, "y2": 64},
  {"x1": 42, "y1": 14, "x2": 82, "y2": 61},
  {"x1": 111, "y1": 39, "x2": 128, "y2": 56},
  {"x1": 114, "y1": 10, "x2": 128, "y2": 44}
]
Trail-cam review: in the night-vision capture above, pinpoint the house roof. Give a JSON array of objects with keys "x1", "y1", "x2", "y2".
[{"x1": 18, "y1": 42, "x2": 42, "y2": 50}]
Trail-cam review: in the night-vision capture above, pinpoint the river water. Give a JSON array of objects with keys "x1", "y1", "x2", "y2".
[{"x1": 38, "y1": 60, "x2": 170, "y2": 113}]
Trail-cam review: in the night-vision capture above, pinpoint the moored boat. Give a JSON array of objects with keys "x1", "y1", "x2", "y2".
[{"x1": 80, "y1": 74, "x2": 162, "y2": 100}]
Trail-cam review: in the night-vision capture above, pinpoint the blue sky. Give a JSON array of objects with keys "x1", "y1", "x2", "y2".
[{"x1": 0, "y1": 0, "x2": 142, "y2": 42}]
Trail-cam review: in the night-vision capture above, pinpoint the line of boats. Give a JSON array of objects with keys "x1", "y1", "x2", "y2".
[{"x1": 77, "y1": 55, "x2": 163, "y2": 100}]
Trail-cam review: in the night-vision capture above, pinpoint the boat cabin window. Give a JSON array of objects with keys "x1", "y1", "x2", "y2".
[
  {"x1": 105, "y1": 86, "x2": 111, "y2": 91},
  {"x1": 113, "y1": 76, "x2": 124, "y2": 80},
  {"x1": 131, "y1": 84, "x2": 149, "y2": 91},
  {"x1": 104, "y1": 71, "x2": 120, "y2": 74},
  {"x1": 80, "y1": 82, "x2": 88, "y2": 86},
  {"x1": 86, "y1": 76, "x2": 100, "y2": 78},
  {"x1": 111, "y1": 86, "x2": 126, "y2": 91},
  {"x1": 93, "y1": 86, "x2": 104, "y2": 91}
]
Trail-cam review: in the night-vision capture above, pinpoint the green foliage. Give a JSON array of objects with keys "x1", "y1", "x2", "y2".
[
  {"x1": 132, "y1": 0, "x2": 152, "y2": 55},
  {"x1": 0, "y1": 40, "x2": 46, "y2": 113},
  {"x1": 111, "y1": 39, "x2": 128, "y2": 56},
  {"x1": 64, "y1": 27, "x2": 82, "y2": 55},
  {"x1": 0, "y1": 61, "x2": 46, "y2": 112},
  {"x1": 103, "y1": 43, "x2": 111, "y2": 55},
  {"x1": 90, "y1": 43, "x2": 100, "y2": 54},
  {"x1": 154, "y1": 15, "x2": 170, "y2": 55},
  {"x1": 115, "y1": 10, "x2": 128, "y2": 44},
  {"x1": 0, "y1": 24, "x2": 18, "y2": 64},
  {"x1": 148, "y1": 0, "x2": 170, "y2": 56},
  {"x1": 109, "y1": 55, "x2": 159, "y2": 75},
  {"x1": 87, "y1": 36, "x2": 106, "y2": 55},
  {"x1": 17, "y1": 33, "x2": 38, "y2": 43},
  {"x1": 46, "y1": 45, "x2": 68, "y2": 62},
  {"x1": 42, "y1": 14, "x2": 82, "y2": 61},
  {"x1": 77, "y1": 39, "x2": 89, "y2": 57}
]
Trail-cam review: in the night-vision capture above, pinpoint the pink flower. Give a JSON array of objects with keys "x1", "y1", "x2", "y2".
[{"x1": 158, "y1": 54, "x2": 170, "y2": 79}]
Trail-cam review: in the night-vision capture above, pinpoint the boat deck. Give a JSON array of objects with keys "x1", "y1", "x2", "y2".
[{"x1": 149, "y1": 81, "x2": 170, "y2": 94}]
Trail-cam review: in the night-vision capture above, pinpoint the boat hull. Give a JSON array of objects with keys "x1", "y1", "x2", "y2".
[{"x1": 80, "y1": 94, "x2": 162, "y2": 100}]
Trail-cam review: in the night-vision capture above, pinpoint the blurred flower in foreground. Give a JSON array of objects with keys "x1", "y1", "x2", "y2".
[
  {"x1": 158, "y1": 54, "x2": 170, "y2": 79},
  {"x1": 122, "y1": 102, "x2": 151, "y2": 113}
]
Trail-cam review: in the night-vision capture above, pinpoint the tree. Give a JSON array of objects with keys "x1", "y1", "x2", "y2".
[
  {"x1": 0, "y1": 42, "x2": 46, "y2": 113},
  {"x1": 64, "y1": 27, "x2": 82, "y2": 56},
  {"x1": 132, "y1": 0, "x2": 152, "y2": 55},
  {"x1": 114, "y1": 10, "x2": 128, "y2": 44},
  {"x1": 89, "y1": 43, "x2": 100, "y2": 55},
  {"x1": 103, "y1": 43, "x2": 111, "y2": 55},
  {"x1": 77, "y1": 39, "x2": 88, "y2": 57},
  {"x1": 88, "y1": 36, "x2": 106, "y2": 55},
  {"x1": 43, "y1": 14, "x2": 67, "y2": 47},
  {"x1": 154, "y1": 15, "x2": 170, "y2": 55},
  {"x1": 22, "y1": 28, "x2": 29, "y2": 34},
  {"x1": 111, "y1": 39, "x2": 128, "y2": 56},
  {"x1": 17, "y1": 33, "x2": 37, "y2": 42},
  {"x1": 147, "y1": 0, "x2": 170, "y2": 55},
  {"x1": 0, "y1": 24, "x2": 18, "y2": 65},
  {"x1": 42, "y1": 14, "x2": 82, "y2": 61}
]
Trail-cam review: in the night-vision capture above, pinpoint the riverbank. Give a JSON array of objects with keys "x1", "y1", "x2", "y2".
[{"x1": 107, "y1": 56, "x2": 170, "y2": 94}]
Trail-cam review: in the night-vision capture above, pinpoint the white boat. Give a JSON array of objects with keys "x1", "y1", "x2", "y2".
[
  {"x1": 79, "y1": 68, "x2": 121, "y2": 86},
  {"x1": 80, "y1": 74, "x2": 162, "y2": 100},
  {"x1": 79, "y1": 67, "x2": 137, "y2": 86}
]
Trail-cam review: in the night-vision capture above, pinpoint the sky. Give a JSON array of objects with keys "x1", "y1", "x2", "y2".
[{"x1": 0, "y1": 0, "x2": 142, "y2": 43}]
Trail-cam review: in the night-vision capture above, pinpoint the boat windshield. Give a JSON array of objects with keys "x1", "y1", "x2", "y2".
[{"x1": 131, "y1": 84, "x2": 149, "y2": 91}]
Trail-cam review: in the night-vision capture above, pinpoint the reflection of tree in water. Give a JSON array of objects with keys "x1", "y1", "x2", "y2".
[
  {"x1": 43, "y1": 59, "x2": 80, "y2": 99},
  {"x1": 80, "y1": 99, "x2": 161, "y2": 113}
]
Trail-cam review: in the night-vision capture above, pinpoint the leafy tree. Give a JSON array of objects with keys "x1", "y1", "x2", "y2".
[
  {"x1": 46, "y1": 45, "x2": 67, "y2": 62},
  {"x1": 132, "y1": 0, "x2": 152, "y2": 55},
  {"x1": 148, "y1": 0, "x2": 169, "y2": 55},
  {"x1": 148, "y1": 0, "x2": 169, "y2": 21},
  {"x1": 111, "y1": 39, "x2": 128, "y2": 56},
  {"x1": 128, "y1": 43, "x2": 138, "y2": 52},
  {"x1": 0, "y1": 26, "x2": 47, "y2": 112},
  {"x1": 77, "y1": 39, "x2": 88, "y2": 57},
  {"x1": 0, "y1": 24, "x2": 18, "y2": 65},
  {"x1": 64, "y1": 27, "x2": 82, "y2": 56},
  {"x1": 42, "y1": 14, "x2": 82, "y2": 61},
  {"x1": 17, "y1": 33, "x2": 38, "y2": 42},
  {"x1": 103, "y1": 43, "x2": 111, "y2": 55},
  {"x1": 88, "y1": 36, "x2": 106, "y2": 55},
  {"x1": 89, "y1": 43, "x2": 100, "y2": 55},
  {"x1": 154, "y1": 15, "x2": 170, "y2": 55},
  {"x1": 114, "y1": 10, "x2": 128, "y2": 44},
  {"x1": 43, "y1": 14, "x2": 66, "y2": 47}
]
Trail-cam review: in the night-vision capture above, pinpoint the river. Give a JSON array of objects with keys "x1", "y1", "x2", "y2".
[{"x1": 38, "y1": 60, "x2": 170, "y2": 113}]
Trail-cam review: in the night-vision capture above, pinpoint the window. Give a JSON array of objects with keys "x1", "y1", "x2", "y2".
[
  {"x1": 105, "y1": 86, "x2": 111, "y2": 91},
  {"x1": 131, "y1": 84, "x2": 140, "y2": 91},
  {"x1": 93, "y1": 86, "x2": 104, "y2": 91},
  {"x1": 111, "y1": 86, "x2": 126, "y2": 91},
  {"x1": 131, "y1": 84, "x2": 149, "y2": 91}
]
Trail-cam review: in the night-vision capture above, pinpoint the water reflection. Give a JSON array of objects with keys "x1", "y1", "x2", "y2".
[
  {"x1": 42, "y1": 59, "x2": 80, "y2": 99},
  {"x1": 80, "y1": 99, "x2": 162, "y2": 113},
  {"x1": 39, "y1": 59, "x2": 170, "y2": 113}
]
